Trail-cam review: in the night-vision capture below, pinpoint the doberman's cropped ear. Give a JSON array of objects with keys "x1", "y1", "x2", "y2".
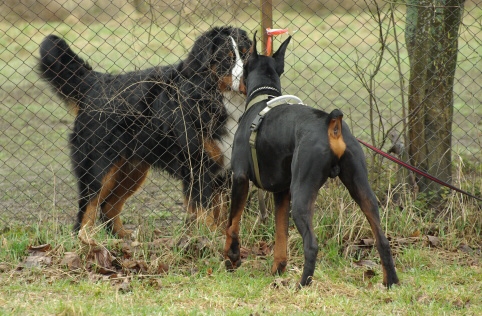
[
  {"x1": 249, "y1": 30, "x2": 258, "y2": 58},
  {"x1": 272, "y1": 36, "x2": 291, "y2": 76}
]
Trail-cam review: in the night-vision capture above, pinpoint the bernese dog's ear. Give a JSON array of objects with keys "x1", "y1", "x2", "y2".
[{"x1": 185, "y1": 33, "x2": 215, "y2": 73}]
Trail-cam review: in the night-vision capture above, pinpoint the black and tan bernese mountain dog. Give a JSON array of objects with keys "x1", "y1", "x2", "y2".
[{"x1": 38, "y1": 26, "x2": 252, "y2": 238}]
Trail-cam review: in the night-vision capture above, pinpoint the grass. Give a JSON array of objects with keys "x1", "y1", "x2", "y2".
[
  {"x1": 1, "y1": 209, "x2": 481, "y2": 315},
  {"x1": 0, "y1": 2, "x2": 482, "y2": 315},
  {"x1": 1, "y1": 177, "x2": 481, "y2": 314},
  {"x1": 3, "y1": 264, "x2": 479, "y2": 315}
]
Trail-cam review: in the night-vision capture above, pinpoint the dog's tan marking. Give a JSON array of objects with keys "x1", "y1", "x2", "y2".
[
  {"x1": 80, "y1": 160, "x2": 122, "y2": 231},
  {"x1": 205, "y1": 190, "x2": 228, "y2": 229},
  {"x1": 100, "y1": 161, "x2": 150, "y2": 238},
  {"x1": 218, "y1": 75, "x2": 232, "y2": 93},
  {"x1": 220, "y1": 75, "x2": 246, "y2": 94},
  {"x1": 203, "y1": 139, "x2": 224, "y2": 166},
  {"x1": 224, "y1": 179, "x2": 250, "y2": 269},
  {"x1": 328, "y1": 116, "x2": 346, "y2": 158},
  {"x1": 184, "y1": 196, "x2": 198, "y2": 222},
  {"x1": 67, "y1": 100, "x2": 79, "y2": 116},
  {"x1": 272, "y1": 192, "x2": 290, "y2": 275},
  {"x1": 238, "y1": 79, "x2": 246, "y2": 95}
]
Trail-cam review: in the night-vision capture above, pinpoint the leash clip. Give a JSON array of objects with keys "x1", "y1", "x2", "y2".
[{"x1": 250, "y1": 114, "x2": 264, "y2": 131}]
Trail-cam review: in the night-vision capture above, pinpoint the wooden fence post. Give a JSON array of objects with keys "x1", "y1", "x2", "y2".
[{"x1": 260, "y1": 0, "x2": 273, "y2": 55}]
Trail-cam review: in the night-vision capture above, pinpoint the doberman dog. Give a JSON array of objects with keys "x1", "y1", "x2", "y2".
[{"x1": 224, "y1": 33, "x2": 399, "y2": 288}]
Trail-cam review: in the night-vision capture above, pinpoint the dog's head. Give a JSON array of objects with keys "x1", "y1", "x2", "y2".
[
  {"x1": 184, "y1": 26, "x2": 252, "y2": 94},
  {"x1": 243, "y1": 31, "x2": 291, "y2": 97}
]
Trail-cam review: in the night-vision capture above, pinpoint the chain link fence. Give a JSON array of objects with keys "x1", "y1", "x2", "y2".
[{"x1": 1, "y1": 0, "x2": 481, "y2": 232}]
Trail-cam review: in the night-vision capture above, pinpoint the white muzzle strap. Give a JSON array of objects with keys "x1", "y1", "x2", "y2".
[{"x1": 229, "y1": 36, "x2": 243, "y2": 92}]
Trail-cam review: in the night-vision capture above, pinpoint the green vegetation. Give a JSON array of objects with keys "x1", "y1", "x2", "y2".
[{"x1": 1, "y1": 204, "x2": 481, "y2": 314}]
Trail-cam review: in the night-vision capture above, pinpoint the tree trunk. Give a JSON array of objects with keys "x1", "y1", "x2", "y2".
[{"x1": 405, "y1": 0, "x2": 464, "y2": 197}]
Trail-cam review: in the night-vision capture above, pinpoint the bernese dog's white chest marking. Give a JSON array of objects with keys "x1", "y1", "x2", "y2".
[
  {"x1": 217, "y1": 91, "x2": 245, "y2": 171},
  {"x1": 213, "y1": 37, "x2": 246, "y2": 172},
  {"x1": 229, "y1": 37, "x2": 244, "y2": 92}
]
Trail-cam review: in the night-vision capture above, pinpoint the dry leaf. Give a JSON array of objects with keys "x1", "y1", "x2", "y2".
[
  {"x1": 253, "y1": 241, "x2": 271, "y2": 257},
  {"x1": 343, "y1": 244, "x2": 361, "y2": 258},
  {"x1": 23, "y1": 255, "x2": 51, "y2": 268},
  {"x1": 426, "y1": 235, "x2": 440, "y2": 247},
  {"x1": 384, "y1": 297, "x2": 394, "y2": 303},
  {"x1": 148, "y1": 278, "x2": 163, "y2": 289},
  {"x1": 122, "y1": 259, "x2": 139, "y2": 270},
  {"x1": 60, "y1": 252, "x2": 81, "y2": 270},
  {"x1": 153, "y1": 228, "x2": 163, "y2": 237},
  {"x1": 22, "y1": 244, "x2": 53, "y2": 268},
  {"x1": 395, "y1": 237, "x2": 420, "y2": 245},
  {"x1": 130, "y1": 241, "x2": 141, "y2": 248},
  {"x1": 458, "y1": 244, "x2": 472, "y2": 254},
  {"x1": 117, "y1": 279, "x2": 131, "y2": 293},
  {"x1": 88, "y1": 271, "x2": 103, "y2": 282},
  {"x1": 78, "y1": 227, "x2": 99, "y2": 246},
  {"x1": 0, "y1": 263, "x2": 10, "y2": 273},
  {"x1": 410, "y1": 230, "x2": 421, "y2": 238},
  {"x1": 358, "y1": 238, "x2": 375, "y2": 247},
  {"x1": 121, "y1": 243, "x2": 133, "y2": 259},
  {"x1": 86, "y1": 246, "x2": 115, "y2": 274},
  {"x1": 151, "y1": 238, "x2": 176, "y2": 249},
  {"x1": 190, "y1": 266, "x2": 199, "y2": 275},
  {"x1": 354, "y1": 259, "x2": 377, "y2": 268},
  {"x1": 156, "y1": 262, "x2": 169, "y2": 274},
  {"x1": 28, "y1": 244, "x2": 52, "y2": 253},
  {"x1": 271, "y1": 277, "x2": 290, "y2": 288},
  {"x1": 417, "y1": 294, "x2": 432, "y2": 304},
  {"x1": 363, "y1": 269, "x2": 376, "y2": 280},
  {"x1": 107, "y1": 273, "x2": 120, "y2": 279},
  {"x1": 176, "y1": 236, "x2": 190, "y2": 250},
  {"x1": 121, "y1": 259, "x2": 148, "y2": 273},
  {"x1": 195, "y1": 236, "x2": 211, "y2": 252},
  {"x1": 240, "y1": 246, "x2": 250, "y2": 259}
]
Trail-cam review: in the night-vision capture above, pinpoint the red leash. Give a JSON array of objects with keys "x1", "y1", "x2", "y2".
[{"x1": 357, "y1": 138, "x2": 482, "y2": 202}]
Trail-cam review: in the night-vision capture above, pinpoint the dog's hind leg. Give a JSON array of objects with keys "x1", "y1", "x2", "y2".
[
  {"x1": 100, "y1": 161, "x2": 150, "y2": 238},
  {"x1": 224, "y1": 173, "x2": 249, "y2": 271},
  {"x1": 75, "y1": 160, "x2": 123, "y2": 241},
  {"x1": 290, "y1": 186, "x2": 320, "y2": 287},
  {"x1": 182, "y1": 166, "x2": 213, "y2": 225},
  {"x1": 204, "y1": 174, "x2": 230, "y2": 229},
  {"x1": 338, "y1": 146, "x2": 399, "y2": 288},
  {"x1": 290, "y1": 148, "x2": 329, "y2": 287},
  {"x1": 206, "y1": 188, "x2": 228, "y2": 229},
  {"x1": 271, "y1": 189, "x2": 290, "y2": 275}
]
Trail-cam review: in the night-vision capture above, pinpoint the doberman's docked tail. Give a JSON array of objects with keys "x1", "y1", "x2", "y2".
[{"x1": 327, "y1": 109, "x2": 346, "y2": 159}]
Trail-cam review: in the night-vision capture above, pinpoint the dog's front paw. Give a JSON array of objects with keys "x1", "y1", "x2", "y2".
[
  {"x1": 225, "y1": 248, "x2": 241, "y2": 271},
  {"x1": 383, "y1": 274, "x2": 400, "y2": 289},
  {"x1": 116, "y1": 228, "x2": 136, "y2": 240},
  {"x1": 271, "y1": 260, "x2": 287, "y2": 275}
]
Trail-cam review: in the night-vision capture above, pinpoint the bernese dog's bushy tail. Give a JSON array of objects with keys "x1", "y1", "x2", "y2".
[{"x1": 39, "y1": 35, "x2": 92, "y2": 103}]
